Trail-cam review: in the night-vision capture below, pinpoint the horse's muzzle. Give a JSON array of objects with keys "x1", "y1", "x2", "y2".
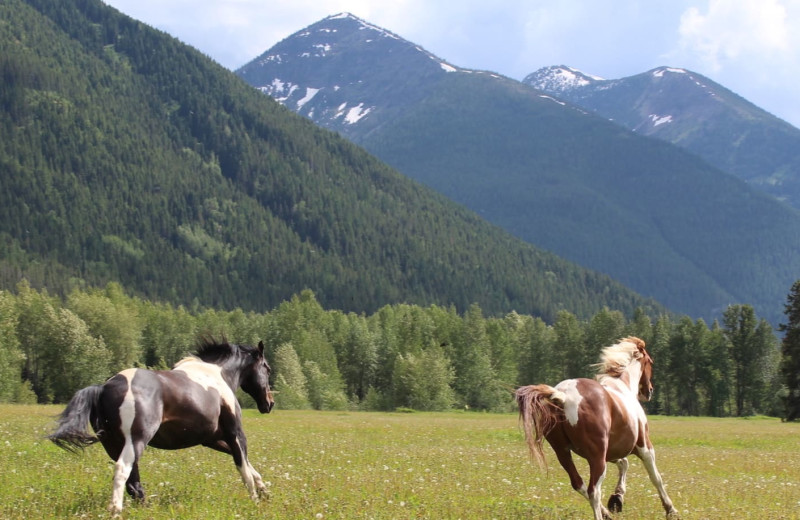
[{"x1": 258, "y1": 400, "x2": 274, "y2": 413}]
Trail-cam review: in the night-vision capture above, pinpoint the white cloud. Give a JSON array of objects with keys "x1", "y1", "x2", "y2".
[
  {"x1": 677, "y1": 0, "x2": 794, "y2": 72},
  {"x1": 667, "y1": 0, "x2": 800, "y2": 125}
]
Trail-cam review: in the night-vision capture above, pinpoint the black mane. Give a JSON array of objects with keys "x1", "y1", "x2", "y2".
[{"x1": 194, "y1": 337, "x2": 240, "y2": 364}]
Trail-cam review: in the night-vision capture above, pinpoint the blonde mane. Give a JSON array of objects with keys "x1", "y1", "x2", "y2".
[{"x1": 594, "y1": 336, "x2": 645, "y2": 380}]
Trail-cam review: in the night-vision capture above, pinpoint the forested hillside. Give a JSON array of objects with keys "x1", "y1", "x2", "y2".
[{"x1": 0, "y1": 0, "x2": 659, "y2": 321}]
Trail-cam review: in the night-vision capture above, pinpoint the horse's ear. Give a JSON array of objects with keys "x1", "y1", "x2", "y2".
[
  {"x1": 258, "y1": 341, "x2": 265, "y2": 355},
  {"x1": 631, "y1": 337, "x2": 646, "y2": 351}
]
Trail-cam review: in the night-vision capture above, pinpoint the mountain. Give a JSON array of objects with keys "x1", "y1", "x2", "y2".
[
  {"x1": 0, "y1": 0, "x2": 662, "y2": 322},
  {"x1": 236, "y1": 12, "x2": 461, "y2": 142},
  {"x1": 525, "y1": 65, "x2": 800, "y2": 209},
  {"x1": 237, "y1": 13, "x2": 800, "y2": 324}
]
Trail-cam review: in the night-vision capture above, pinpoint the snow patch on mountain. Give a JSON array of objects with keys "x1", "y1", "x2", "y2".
[
  {"x1": 650, "y1": 114, "x2": 673, "y2": 126},
  {"x1": 296, "y1": 87, "x2": 320, "y2": 109},
  {"x1": 314, "y1": 44, "x2": 331, "y2": 55},
  {"x1": 259, "y1": 54, "x2": 282, "y2": 65},
  {"x1": 334, "y1": 102, "x2": 373, "y2": 124},
  {"x1": 652, "y1": 67, "x2": 686, "y2": 77},
  {"x1": 260, "y1": 78, "x2": 300, "y2": 103},
  {"x1": 301, "y1": 43, "x2": 333, "y2": 58},
  {"x1": 346, "y1": 104, "x2": 372, "y2": 123},
  {"x1": 540, "y1": 95, "x2": 566, "y2": 106}
]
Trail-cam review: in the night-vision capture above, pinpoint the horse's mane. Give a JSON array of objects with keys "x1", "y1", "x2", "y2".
[
  {"x1": 594, "y1": 336, "x2": 645, "y2": 380},
  {"x1": 173, "y1": 337, "x2": 239, "y2": 368}
]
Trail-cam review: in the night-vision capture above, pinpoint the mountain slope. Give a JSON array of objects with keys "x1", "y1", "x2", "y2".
[
  {"x1": 237, "y1": 13, "x2": 800, "y2": 324},
  {"x1": 526, "y1": 65, "x2": 800, "y2": 208},
  {"x1": 0, "y1": 0, "x2": 660, "y2": 321}
]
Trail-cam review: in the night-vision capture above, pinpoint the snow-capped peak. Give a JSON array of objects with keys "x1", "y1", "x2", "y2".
[
  {"x1": 523, "y1": 65, "x2": 602, "y2": 93},
  {"x1": 324, "y1": 12, "x2": 401, "y2": 41},
  {"x1": 652, "y1": 67, "x2": 687, "y2": 78}
]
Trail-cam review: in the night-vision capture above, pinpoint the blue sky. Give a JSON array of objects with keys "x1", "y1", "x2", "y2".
[{"x1": 103, "y1": 0, "x2": 800, "y2": 128}]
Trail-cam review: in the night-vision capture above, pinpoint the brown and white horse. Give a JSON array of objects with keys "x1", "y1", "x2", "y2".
[
  {"x1": 49, "y1": 338, "x2": 274, "y2": 515},
  {"x1": 515, "y1": 337, "x2": 677, "y2": 519}
]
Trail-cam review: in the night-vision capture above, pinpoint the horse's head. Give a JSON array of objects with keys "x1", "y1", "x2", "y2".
[
  {"x1": 631, "y1": 338, "x2": 654, "y2": 402},
  {"x1": 240, "y1": 341, "x2": 275, "y2": 414}
]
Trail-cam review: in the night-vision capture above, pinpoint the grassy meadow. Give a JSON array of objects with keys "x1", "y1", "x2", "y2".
[{"x1": 1, "y1": 405, "x2": 799, "y2": 519}]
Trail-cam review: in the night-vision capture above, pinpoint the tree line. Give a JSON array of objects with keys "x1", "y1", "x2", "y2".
[{"x1": 0, "y1": 281, "x2": 788, "y2": 418}]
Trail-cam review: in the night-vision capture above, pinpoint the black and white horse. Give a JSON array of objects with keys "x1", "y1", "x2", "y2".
[{"x1": 49, "y1": 338, "x2": 274, "y2": 514}]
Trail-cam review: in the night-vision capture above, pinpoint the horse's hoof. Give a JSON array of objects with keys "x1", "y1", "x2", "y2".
[{"x1": 607, "y1": 494, "x2": 623, "y2": 513}]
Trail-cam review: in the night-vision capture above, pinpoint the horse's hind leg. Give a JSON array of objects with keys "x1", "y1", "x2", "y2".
[
  {"x1": 109, "y1": 439, "x2": 136, "y2": 514},
  {"x1": 636, "y1": 445, "x2": 678, "y2": 518},
  {"x1": 126, "y1": 461, "x2": 145, "y2": 502},
  {"x1": 552, "y1": 447, "x2": 611, "y2": 520},
  {"x1": 586, "y1": 457, "x2": 612, "y2": 520},
  {"x1": 553, "y1": 446, "x2": 584, "y2": 495},
  {"x1": 607, "y1": 457, "x2": 629, "y2": 512}
]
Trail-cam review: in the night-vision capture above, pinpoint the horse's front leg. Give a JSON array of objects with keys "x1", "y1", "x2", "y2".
[
  {"x1": 607, "y1": 457, "x2": 629, "y2": 512},
  {"x1": 635, "y1": 445, "x2": 679, "y2": 518},
  {"x1": 205, "y1": 438, "x2": 267, "y2": 496},
  {"x1": 222, "y1": 427, "x2": 265, "y2": 500},
  {"x1": 247, "y1": 461, "x2": 268, "y2": 496}
]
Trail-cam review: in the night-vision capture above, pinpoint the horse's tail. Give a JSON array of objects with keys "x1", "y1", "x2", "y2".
[
  {"x1": 48, "y1": 385, "x2": 103, "y2": 452},
  {"x1": 515, "y1": 384, "x2": 565, "y2": 469}
]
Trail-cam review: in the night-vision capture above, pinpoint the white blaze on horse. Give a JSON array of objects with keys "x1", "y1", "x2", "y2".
[
  {"x1": 515, "y1": 337, "x2": 678, "y2": 520},
  {"x1": 49, "y1": 338, "x2": 274, "y2": 515}
]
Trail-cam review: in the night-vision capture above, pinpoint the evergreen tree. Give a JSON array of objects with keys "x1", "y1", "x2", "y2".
[
  {"x1": 336, "y1": 315, "x2": 378, "y2": 402},
  {"x1": 704, "y1": 322, "x2": 732, "y2": 416},
  {"x1": 723, "y1": 304, "x2": 777, "y2": 416},
  {"x1": 66, "y1": 283, "x2": 142, "y2": 373},
  {"x1": 512, "y1": 312, "x2": 554, "y2": 385},
  {"x1": 14, "y1": 280, "x2": 60, "y2": 401},
  {"x1": 392, "y1": 345, "x2": 455, "y2": 411},
  {"x1": 625, "y1": 307, "x2": 653, "y2": 342},
  {"x1": 0, "y1": 291, "x2": 24, "y2": 402},
  {"x1": 667, "y1": 317, "x2": 707, "y2": 415},
  {"x1": 273, "y1": 343, "x2": 310, "y2": 409},
  {"x1": 303, "y1": 360, "x2": 348, "y2": 410},
  {"x1": 586, "y1": 307, "x2": 626, "y2": 360},
  {"x1": 41, "y1": 307, "x2": 110, "y2": 403},
  {"x1": 780, "y1": 280, "x2": 800, "y2": 420},
  {"x1": 554, "y1": 310, "x2": 586, "y2": 379},
  {"x1": 646, "y1": 316, "x2": 672, "y2": 414},
  {"x1": 453, "y1": 304, "x2": 503, "y2": 409}
]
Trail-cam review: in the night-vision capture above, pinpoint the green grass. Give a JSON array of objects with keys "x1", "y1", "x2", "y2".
[{"x1": 2, "y1": 405, "x2": 799, "y2": 519}]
